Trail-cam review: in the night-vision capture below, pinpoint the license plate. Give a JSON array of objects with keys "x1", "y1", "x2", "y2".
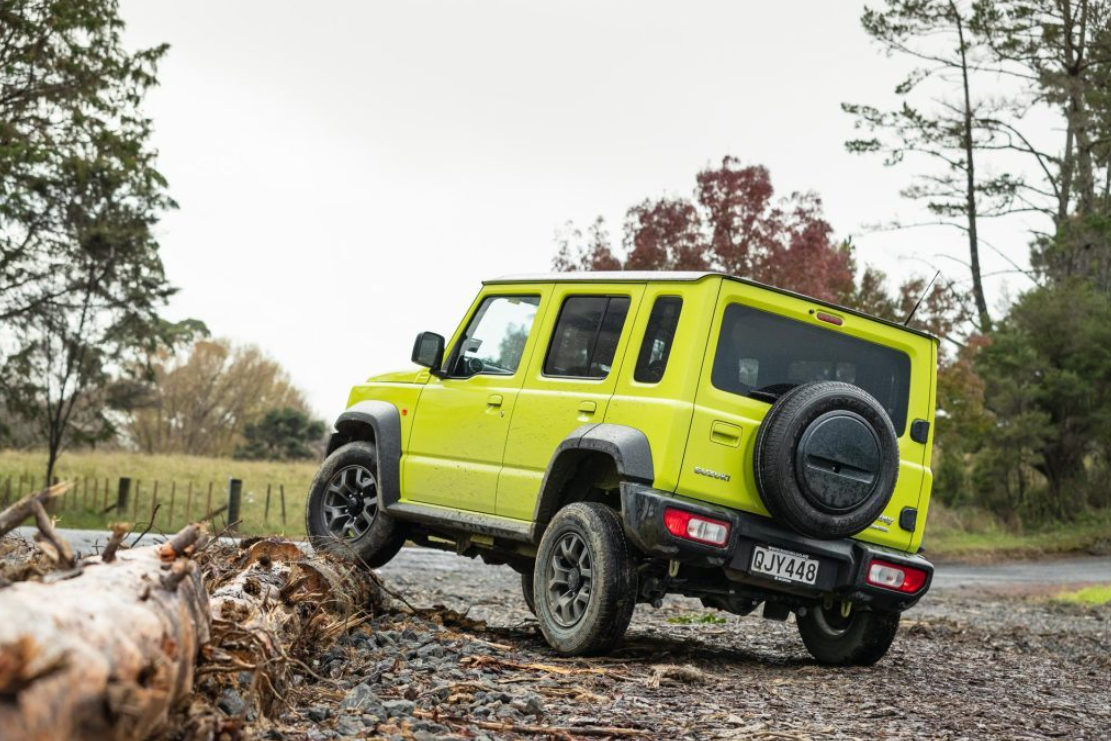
[{"x1": 750, "y1": 545, "x2": 819, "y2": 586}]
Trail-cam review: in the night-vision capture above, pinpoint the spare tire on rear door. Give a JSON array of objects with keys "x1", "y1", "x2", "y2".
[{"x1": 753, "y1": 381, "x2": 899, "y2": 539}]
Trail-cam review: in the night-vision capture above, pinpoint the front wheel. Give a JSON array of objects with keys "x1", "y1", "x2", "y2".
[
  {"x1": 533, "y1": 503, "x2": 637, "y2": 656},
  {"x1": 797, "y1": 601, "x2": 900, "y2": 665},
  {"x1": 305, "y1": 441, "x2": 406, "y2": 568}
]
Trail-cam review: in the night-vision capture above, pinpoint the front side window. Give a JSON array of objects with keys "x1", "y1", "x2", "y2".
[
  {"x1": 544, "y1": 296, "x2": 631, "y2": 378},
  {"x1": 711, "y1": 303, "x2": 911, "y2": 434},
  {"x1": 452, "y1": 295, "x2": 540, "y2": 377},
  {"x1": 634, "y1": 296, "x2": 683, "y2": 383}
]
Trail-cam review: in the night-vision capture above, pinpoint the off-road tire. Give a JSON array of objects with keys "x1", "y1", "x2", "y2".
[
  {"x1": 797, "y1": 604, "x2": 900, "y2": 665},
  {"x1": 305, "y1": 441, "x2": 406, "y2": 568},
  {"x1": 534, "y1": 503, "x2": 637, "y2": 656},
  {"x1": 521, "y1": 570, "x2": 536, "y2": 615},
  {"x1": 754, "y1": 381, "x2": 900, "y2": 539}
]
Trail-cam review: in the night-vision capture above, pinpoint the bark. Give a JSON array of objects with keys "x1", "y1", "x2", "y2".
[
  {"x1": 0, "y1": 528, "x2": 210, "y2": 741},
  {"x1": 954, "y1": 5, "x2": 992, "y2": 334}
]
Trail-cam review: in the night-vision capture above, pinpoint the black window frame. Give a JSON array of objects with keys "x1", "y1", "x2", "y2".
[
  {"x1": 634, "y1": 295, "x2": 683, "y2": 384},
  {"x1": 444, "y1": 293, "x2": 541, "y2": 379},
  {"x1": 542, "y1": 294, "x2": 632, "y2": 380}
]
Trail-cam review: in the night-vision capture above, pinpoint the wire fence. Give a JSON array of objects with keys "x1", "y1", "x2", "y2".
[{"x1": 0, "y1": 473, "x2": 291, "y2": 533}]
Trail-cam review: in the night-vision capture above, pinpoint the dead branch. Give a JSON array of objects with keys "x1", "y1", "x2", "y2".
[
  {"x1": 0, "y1": 482, "x2": 73, "y2": 538},
  {"x1": 101, "y1": 522, "x2": 130, "y2": 563},
  {"x1": 29, "y1": 499, "x2": 74, "y2": 569}
]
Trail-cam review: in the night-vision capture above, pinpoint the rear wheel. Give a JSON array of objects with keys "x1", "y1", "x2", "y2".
[
  {"x1": 306, "y1": 441, "x2": 406, "y2": 568},
  {"x1": 521, "y1": 570, "x2": 536, "y2": 615},
  {"x1": 797, "y1": 601, "x2": 900, "y2": 665},
  {"x1": 534, "y1": 503, "x2": 637, "y2": 656}
]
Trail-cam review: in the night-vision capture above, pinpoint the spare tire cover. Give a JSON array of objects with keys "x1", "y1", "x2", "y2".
[{"x1": 753, "y1": 381, "x2": 899, "y2": 539}]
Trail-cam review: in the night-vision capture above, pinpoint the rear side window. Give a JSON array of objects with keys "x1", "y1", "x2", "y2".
[
  {"x1": 544, "y1": 296, "x2": 631, "y2": 378},
  {"x1": 634, "y1": 297, "x2": 683, "y2": 383},
  {"x1": 712, "y1": 303, "x2": 911, "y2": 434}
]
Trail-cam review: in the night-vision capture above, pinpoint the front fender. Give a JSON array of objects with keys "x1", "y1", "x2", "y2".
[{"x1": 328, "y1": 400, "x2": 402, "y2": 507}]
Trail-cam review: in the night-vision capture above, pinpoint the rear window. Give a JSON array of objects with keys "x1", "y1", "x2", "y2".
[{"x1": 711, "y1": 303, "x2": 911, "y2": 435}]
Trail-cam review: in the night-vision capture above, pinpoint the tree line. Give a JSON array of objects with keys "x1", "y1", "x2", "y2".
[
  {"x1": 555, "y1": 0, "x2": 1111, "y2": 527},
  {"x1": 0, "y1": 1, "x2": 322, "y2": 480}
]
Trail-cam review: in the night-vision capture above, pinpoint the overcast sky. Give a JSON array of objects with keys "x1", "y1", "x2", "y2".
[{"x1": 120, "y1": 0, "x2": 1041, "y2": 418}]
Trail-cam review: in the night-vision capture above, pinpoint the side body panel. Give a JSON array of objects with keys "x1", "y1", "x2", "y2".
[
  {"x1": 908, "y1": 338, "x2": 938, "y2": 552},
  {"x1": 676, "y1": 280, "x2": 936, "y2": 552},
  {"x1": 401, "y1": 286, "x2": 553, "y2": 514},
  {"x1": 602, "y1": 277, "x2": 721, "y2": 493},
  {"x1": 496, "y1": 282, "x2": 645, "y2": 520}
]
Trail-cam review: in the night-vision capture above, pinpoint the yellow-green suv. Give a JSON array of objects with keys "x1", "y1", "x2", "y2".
[{"x1": 306, "y1": 272, "x2": 937, "y2": 664}]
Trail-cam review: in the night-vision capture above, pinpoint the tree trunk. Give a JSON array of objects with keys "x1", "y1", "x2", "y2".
[
  {"x1": 954, "y1": 8, "x2": 992, "y2": 333},
  {"x1": 0, "y1": 526, "x2": 209, "y2": 741}
]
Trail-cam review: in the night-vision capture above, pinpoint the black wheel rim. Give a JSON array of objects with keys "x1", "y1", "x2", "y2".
[
  {"x1": 546, "y1": 532, "x2": 593, "y2": 627},
  {"x1": 322, "y1": 464, "x2": 378, "y2": 541},
  {"x1": 812, "y1": 602, "x2": 855, "y2": 638}
]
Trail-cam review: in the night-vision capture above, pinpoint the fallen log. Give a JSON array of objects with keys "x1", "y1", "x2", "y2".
[
  {"x1": 0, "y1": 525, "x2": 210, "y2": 741},
  {"x1": 192, "y1": 537, "x2": 382, "y2": 718}
]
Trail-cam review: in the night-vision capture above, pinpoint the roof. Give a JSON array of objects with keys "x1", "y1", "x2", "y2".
[{"x1": 484, "y1": 271, "x2": 939, "y2": 342}]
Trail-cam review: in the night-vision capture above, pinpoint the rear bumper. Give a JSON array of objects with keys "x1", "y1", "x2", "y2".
[{"x1": 619, "y1": 482, "x2": 933, "y2": 612}]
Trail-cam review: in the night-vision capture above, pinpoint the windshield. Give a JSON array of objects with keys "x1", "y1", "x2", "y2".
[{"x1": 711, "y1": 303, "x2": 911, "y2": 435}]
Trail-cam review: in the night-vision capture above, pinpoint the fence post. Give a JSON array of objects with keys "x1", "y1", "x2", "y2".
[
  {"x1": 227, "y1": 478, "x2": 243, "y2": 533},
  {"x1": 103, "y1": 477, "x2": 110, "y2": 510},
  {"x1": 117, "y1": 477, "x2": 132, "y2": 515},
  {"x1": 133, "y1": 481, "x2": 141, "y2": 521},
  {"x1": 280, "y1": 484, "x2": 287, "y2": 526},
  {"x1": 92, "y1": 478, "x2": 99, "y2": 510},
  {"x1": 264, "y1": 484, "x2": 272, "y2": 525},
  {"x1": 151, "y1": 481, "x2": 160, "y2": 526},
  {"x1": 168, "y1": 481, "x2": 176, "y2": 529}
]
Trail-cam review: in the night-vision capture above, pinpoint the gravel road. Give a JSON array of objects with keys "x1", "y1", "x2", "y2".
[{"x1": 22, "y1": 528, "x2": 1111, "y2": 739}]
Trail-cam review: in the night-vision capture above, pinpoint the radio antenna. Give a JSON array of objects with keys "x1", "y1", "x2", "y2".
[{"x1": 903, "y1": 270, "x2": 941, "y2": 326}]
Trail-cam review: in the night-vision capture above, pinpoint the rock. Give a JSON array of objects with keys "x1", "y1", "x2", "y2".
[
  {"x1": 339, "y1": 683, "x2": 384, "y2": 714},
  {"x1": 307, "y1": 705, "x2": 331, "y2": 722},
  {"x1": 218, "y1": 687, "x2": 247, "y2": 716},
  {"x1": 417, "y1": 643, "x2": 445, "y2": 659},
  {"x1": 335, "y1": 714, "x2": 363, "y2": 737},
  {"x1": 383, "y1": 699, "x2": 416, "y2": 717}
]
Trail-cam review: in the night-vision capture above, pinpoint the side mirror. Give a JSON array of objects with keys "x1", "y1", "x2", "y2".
[{"x1": 411, "y1": 331, "x2": 446, "y2": 374}]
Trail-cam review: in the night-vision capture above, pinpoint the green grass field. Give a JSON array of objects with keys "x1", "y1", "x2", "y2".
[
  {"x1": 923, "y1": 505, "x2": 1111, "y2": 562},
  {"x1": 0, "y1": 450, "x2": 318, "y2": 536},
  {"x1": 1055, "y1": 583, "x2": 1111, "y2": 605}
]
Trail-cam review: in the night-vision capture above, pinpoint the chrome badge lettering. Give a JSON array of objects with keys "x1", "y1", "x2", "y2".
[{"x1": 694, "y1": 466, "x2": 731, "y2": 482}]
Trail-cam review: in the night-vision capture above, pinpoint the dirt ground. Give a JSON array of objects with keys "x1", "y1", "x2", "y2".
[{"x1": 179, "y1": 547, "x2": 1109, "y2": 741}]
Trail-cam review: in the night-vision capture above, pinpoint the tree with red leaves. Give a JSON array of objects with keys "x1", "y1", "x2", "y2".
[{"x1": 553, "y1": 157, "x2": 854, "y2": 303}]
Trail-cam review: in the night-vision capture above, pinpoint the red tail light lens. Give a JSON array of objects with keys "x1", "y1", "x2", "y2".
[
  {"x1": 866, "y1": 559, "x2": 928, "y2": 593},
  {"x1": 663, "y1": 508, "x2": 731, "y2": 547}
]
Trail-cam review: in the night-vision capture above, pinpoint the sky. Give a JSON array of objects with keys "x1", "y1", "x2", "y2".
[{"x1": 119, "y1": 0, "x2": 1042, "y2": 418}]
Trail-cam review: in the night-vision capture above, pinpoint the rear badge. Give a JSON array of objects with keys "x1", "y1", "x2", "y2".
[{"x1": 694, "y1": 466, "x2": 731, "y2": 482}]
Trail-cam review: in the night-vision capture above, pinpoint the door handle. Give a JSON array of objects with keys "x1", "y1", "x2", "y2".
[
  {"x1": 711, "y1": 420, "x2": 742, "y2": 447},
  {"x1": 487, "y1": 394, "x2": 504, "y2": 408},
  {"x1": 578, "y1": 400, "x2": 597, "y2": 415}
]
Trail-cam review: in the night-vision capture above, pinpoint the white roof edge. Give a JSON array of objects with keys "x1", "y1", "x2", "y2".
[{"x1": 485, "y1": 271, "x2": 719, "y2": 283}]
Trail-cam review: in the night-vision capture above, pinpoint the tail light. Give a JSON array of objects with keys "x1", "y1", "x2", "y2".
[
  {"x1": 866, "y1": 559, "x2": 928, "y2": 593},
  {"x1": 663, "y1": 507, "x2": 731, "y2": 547}
]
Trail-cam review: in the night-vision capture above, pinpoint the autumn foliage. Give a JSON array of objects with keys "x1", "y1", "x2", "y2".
[{"x1": 555, "y1": 157, "x2": 855, "y2": 303}]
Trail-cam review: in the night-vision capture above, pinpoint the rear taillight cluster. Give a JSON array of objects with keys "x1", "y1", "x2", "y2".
[
  {"x1": 866, "y1": 559, "x2": 928, "y2": 593},
  {"x1": 663, "y1": 507, "x2": 731, "y2": 547}
]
